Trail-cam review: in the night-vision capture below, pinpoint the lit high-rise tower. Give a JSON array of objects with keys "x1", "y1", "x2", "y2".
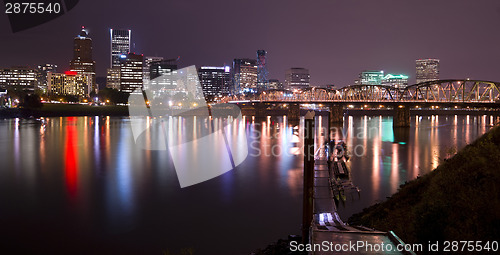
[
  {"x1": 256, "y1": 50, "x2": 268, "y2": 91},
  {"x1": 284, "y1": 68, "x2": 310, "y2": 90},
  {"x1": 416, "y1": 59, "x2": 439, "y2": 84},
  {"x1": 69, "y1": 27, "x2": 96, "y2": 93},
  {"x1": 110, "y1": 29, "x2": 131, "y2": 68},
  {"x1": 120, "y1": 53, "x2": 143, "y2": 93},
  {"x1": 232, "y1": 59, "x2": 258, "y2": 94}
]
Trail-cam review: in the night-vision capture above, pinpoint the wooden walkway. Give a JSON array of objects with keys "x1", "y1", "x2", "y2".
[{"x1": 310, "y1": 152, "x2": 414, "y2": 255}]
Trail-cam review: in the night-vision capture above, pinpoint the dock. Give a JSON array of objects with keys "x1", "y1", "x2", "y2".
[{"x1": 309, "y1": 149, "x2": 415, "y2": 255}]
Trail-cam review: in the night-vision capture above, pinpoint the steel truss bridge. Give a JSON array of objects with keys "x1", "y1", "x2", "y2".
[{"x1": 224, "y1": 80, "x2": 500, "y2": 107}]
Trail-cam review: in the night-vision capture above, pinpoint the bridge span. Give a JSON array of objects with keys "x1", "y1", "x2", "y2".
[{"x1": 224, "y1": 80, "x2": 500, "y2": 127}]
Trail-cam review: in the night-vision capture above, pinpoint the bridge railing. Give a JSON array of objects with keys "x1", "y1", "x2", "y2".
[{"x1": 221, "y1": 80, "x2": 500, "y2": 104}]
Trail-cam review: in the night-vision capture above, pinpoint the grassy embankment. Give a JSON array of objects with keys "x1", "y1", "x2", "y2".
[{"x1": 349, "y1": 125, "x2": 500, "y2": 244}]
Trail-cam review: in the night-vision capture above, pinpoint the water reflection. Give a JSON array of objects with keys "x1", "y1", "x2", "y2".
[
  {"x1": 334, "y1": 114, "x2": 495, "y2": 219},
  {"x1": 0, "y1": 114, "x2": 495, "y2": 254},
  {"x1": 64, "y1": 117, "x2": 79, "y2": 200}
]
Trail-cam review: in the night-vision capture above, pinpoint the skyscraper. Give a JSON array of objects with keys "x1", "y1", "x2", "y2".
[
  {"x1": 120, "y1": 53, "x2": 143, "y2": 93},
  {"x1": 149, "y1": 58, "x2": 178, "y2": 97},
  {"x1": 37, "y1": 64, "x2": 58, "y2": 93},
  {"x1": 198, "y1": 66, "x2": 231, "y2": 100},
  {"x1": 416, "y1": 59, "x2": 439, "y2": 84},
  {"x1": 382, "y1": 74, "x2": 409, "y2": 89},
  {"x1": 268, "y1": 79, "x2": 282, "y2": 90},
  {"x1": 256, "y1": 50, "x2": 269, "y2": 91},
  {"x1": 232, "y1": 59, "x2": 258, "y2": 94},
  {"x1": 359, "y1": 70, "x2": 384, "y2": 85},
  {"x1": 284, "y1": 68, "x2": 310, "y2": 90},
  {"x1": 69, "y1": 27, "x2": 95, "y2": 93},
  {"x1": 143, "y1": 56, "x2": 164, "y2": 90},
  {"x1": 110, "y1": 29, "x2": 131, "y2": 68},
  {"x1": 48, "y1": 71, "x2": 93, "y2": 97},
  {"x1": 0, "y1": 67, "x2": 37, "y2": 93},
  {"x1": 106, "y1": 68, "x2": 121, "y2": 90}
]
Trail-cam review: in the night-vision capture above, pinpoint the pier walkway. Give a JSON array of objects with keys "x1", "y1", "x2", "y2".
[{"x1": 310, "y1": 153, "x2": 414, "y2": 255}]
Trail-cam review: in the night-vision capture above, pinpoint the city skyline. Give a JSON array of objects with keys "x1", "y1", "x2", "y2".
[
  {"x1": 1, "y1": 1, "x2": 500, "y2": 87},
  {"x1": 1, "y1": 2, "x2": 500, "y2": 254}
]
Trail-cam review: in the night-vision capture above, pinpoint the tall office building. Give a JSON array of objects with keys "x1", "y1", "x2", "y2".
[
  {"x1": 284, "y1": 68, "x2": 310, "y2": 90},
  {"x1": 416, "y1": 59, "x2": 439, "y2": 84},
  {"x1": 268, "y1": 79, "x2": 282, "y2": 90},
  {"x1": 149, "y1": 59, "x2": 178, "y2": 97},
  {"x1": 36, "y1": 64, "x2": 57, "y2": 93},
  {"x1": 143, "y1": 56, "x2": 164, "y2": 90},
  {"x1": 106, "y1": 67, "x2": 121, "y2": 90},
  {"x1": 256, "y1": 50, "x2": 269, "y2": 91},
  {"x1": 120, "y1": 53, "x2": 143, "y2": 93},
  {"x1": 359, "y1": 70, "x2": 384, "y2": 85},
  {"x1": 110, "y1": 29, "x2": 131, "y2": 68},
  {"x1": 0, "y1": 67, "x2": 37, "y2": 93},
  {"x1": 233, "y1": 59, "x2": 258, "y2": 94},
  {"x1": 198, "y1": 66, "x2": 231, "y2": 100},
  {"x1": 47, "y1": 71, "x2": 93, "y2": 97},
  {"x1": 382, "y1": 74, "x2": 409, "y2": 89},
  {"x1": 69, "y1": 27, "x2": 96, "y2": 93}
]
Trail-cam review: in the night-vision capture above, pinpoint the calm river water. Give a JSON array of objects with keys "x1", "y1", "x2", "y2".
[{"x1": 0, "y1": 114, "x2": 497, "y2": 254}]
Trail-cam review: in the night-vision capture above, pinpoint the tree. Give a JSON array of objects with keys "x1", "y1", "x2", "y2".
[
  {"x1": 20, "y1": 94, "x2": 42, "y2": 109},
  {"x1": 98, "y1": 88, "x2": 129, "y2": 104}
]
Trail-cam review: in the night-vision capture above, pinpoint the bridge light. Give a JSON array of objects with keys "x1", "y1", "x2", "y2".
[
  {"x1": 435, "y1": 106, "x2": 439, "y2": 109},
  {"x1": 364, "y1": 105, "x2": 368, "y2": 108},
  {"x1": 379, "y1": 105, "x2": 384, "y2": 108},
  {"x1": 415, "y1": 105, "x2": 419, "y2": 108},
  {"x1": 398, "y1": 105, "x2": 404, "y2": 108},
  {"x1": 455, "y1": 106, "x2": 458, "y2": 109}
]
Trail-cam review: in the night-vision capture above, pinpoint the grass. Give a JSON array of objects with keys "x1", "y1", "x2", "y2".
[{"x1": 348, "y1": 125, "x2": 500, "y2": 245}]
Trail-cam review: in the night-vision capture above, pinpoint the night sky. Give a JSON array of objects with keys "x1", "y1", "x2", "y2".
[{"x1": 1, "y1": 0, "x2": 500, "y2": 86}]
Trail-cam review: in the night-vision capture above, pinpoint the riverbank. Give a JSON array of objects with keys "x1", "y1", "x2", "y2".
[
  {"x1": 348, "y1": 124, "x2": 500, "y2": 246},
  {"x1": 0, "y1": 103, "x2": 129, "y2": 118},
  {"x1": 2, "y1": 104, "x2": 499, "y2": 119}
]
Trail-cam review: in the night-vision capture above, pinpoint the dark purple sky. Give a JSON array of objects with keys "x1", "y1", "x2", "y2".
[{"x1": 1, "y1": 0, "x2": 500, "y2": 86}]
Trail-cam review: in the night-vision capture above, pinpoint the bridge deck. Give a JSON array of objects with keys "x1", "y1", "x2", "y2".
[{"x1": 310, "y1": 155, "x2": 409, "y2": 254}]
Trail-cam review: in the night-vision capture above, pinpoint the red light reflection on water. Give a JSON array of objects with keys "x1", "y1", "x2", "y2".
[{"x1": 65, "y1": 117, "x2": 79, "y2": 199}]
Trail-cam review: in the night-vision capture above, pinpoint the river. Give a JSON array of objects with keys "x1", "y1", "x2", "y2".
[{"x1": 0, "y1": 114, "x2": 497, "y2": 254}]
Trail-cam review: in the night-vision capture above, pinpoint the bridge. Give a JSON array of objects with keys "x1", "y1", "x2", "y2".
[{"x1": 223, "y1": 80, "x2": 500, "y2": 127}]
